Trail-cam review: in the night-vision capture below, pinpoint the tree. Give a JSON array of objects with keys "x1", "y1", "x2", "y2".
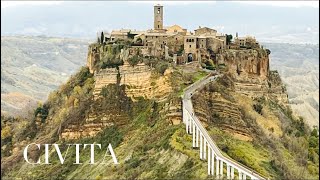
[
  {"x1": 101, "y1": 32, "x2": 104, "y2": 44},
  {"x1": 128, "y1": 55, "x2": 140, "y2": 67},
  {"x1": 226, "y1": 34, "x2": 233, "y2": 45},
  {"x1": 266, "y1": 49, "x2": 271, "y2": 55}
]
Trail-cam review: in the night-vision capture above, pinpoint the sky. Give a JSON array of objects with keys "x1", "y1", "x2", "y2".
[
  {"x1": 1, "y1": 1, "x2": 319, "y2": 8},
  {"x1": 1, "y1": 1, "x2": 319, "y2": 44}
]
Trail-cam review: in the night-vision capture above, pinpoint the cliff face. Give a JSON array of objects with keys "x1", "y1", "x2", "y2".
[
  {"x1": 217, "y1": 49, "x2": 269, "y2": 81},
  {"x1": 216, "y1": 49, "x2": 287, "y2": 104},
  {"x1": 93, "y1": 63, "x2": 173, "y2": 101}
]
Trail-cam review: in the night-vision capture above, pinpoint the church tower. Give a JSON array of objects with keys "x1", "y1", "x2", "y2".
[{"x1": 154, "y1": 4, "x2": 163, "y2": 30}]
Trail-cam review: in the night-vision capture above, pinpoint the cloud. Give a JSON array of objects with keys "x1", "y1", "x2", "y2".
[
  {"x1": 233, "y1": 1, "x2": 319, "y2": 8},
  {"x1": 1, "y1": 1, "x2": 63, "y2": 9}
]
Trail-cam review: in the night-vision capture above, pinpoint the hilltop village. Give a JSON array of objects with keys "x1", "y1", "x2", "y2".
[{"x1": 87, "y1": 4, "x2": 263, "y2": 74}]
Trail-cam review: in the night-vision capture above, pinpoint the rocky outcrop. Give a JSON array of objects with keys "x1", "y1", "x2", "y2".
[
  {"x1": 93, "y1": 63, "x2": 173, "y2": 101},
  {"x1": 216, "y1": 49, "x2": 288, "y2": 104},
  {"x1": 217, "y1": 49, "x2": 269, "y2": 81}
]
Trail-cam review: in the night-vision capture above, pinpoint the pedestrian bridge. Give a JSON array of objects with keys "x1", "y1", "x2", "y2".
[{"x1": 182, "y1": 74, "x2": 266, "y2": 180}]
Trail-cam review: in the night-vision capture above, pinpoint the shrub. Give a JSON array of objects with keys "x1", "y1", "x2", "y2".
[
  {"x1": 128, "y1": 55, "x2": 140, "y2": 67},
  {"x1": 34, "y1": 104, "x2": 49, "y2": 123},
  {"x1": 253, "y1": 103, "x2": 263, "y2": 115},
  {"x1": 155, "y1": 62, "x2": 169, "y2": 75}
]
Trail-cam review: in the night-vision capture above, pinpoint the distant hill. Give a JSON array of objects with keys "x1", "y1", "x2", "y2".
[
  {"x1": 1, "y1": 36, "x2": 91, "y2": 116},
  {"x1": 264, "y1": 42, "x2": 319, "y2": 128}
]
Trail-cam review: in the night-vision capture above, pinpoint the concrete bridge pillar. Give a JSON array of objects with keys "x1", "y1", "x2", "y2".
[
  {"x1": 208, "y1": 147, "x2": 211, "y2": 175},
  {"x1": 243, "y1": 173, "x2": 246, "y2": 180},
  {"x1": 239, "y1": 171, "x2": 243, "y2": 180},
  {"x1": 227, "y1": 164, "x2": 230, "y2": 179},
  {"x1": 182, "y1": 107, "x2": 185, "y2": 124},
  {"x1": 192, "y1": 121, "x2": 196, "y2": 147},
  {"x1": 189, "y1": 116, "x2": 192, "y2": 134},
  {"x1": 200, "y1": 134, "x2": 203, "y2": 159},
  {"x1": 216, "y1": 158, "x2": 220, "y2": 178},
  {"x1": 231, "y1": 166, "x2": 234, "y2": 179},
  {"x1": 185, "y1": 113, "x2": 189, "y2": 133},
  {"x1": 196, "y1": 128, "x2": 199, "y2": 147},
  {"x1": 220, "y1": 160, "x2": 223, "y2": 177},
  {"x1": 211, "y1": 151, "x2": 215, "y2": 175},
  {"x1": 203, "y1": 140, "x2": 206, "y2": 160}
]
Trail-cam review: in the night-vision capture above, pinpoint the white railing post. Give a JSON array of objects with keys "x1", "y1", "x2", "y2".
[{"x1": 243, "y1": 173, "x2": 246, "y2": 180}]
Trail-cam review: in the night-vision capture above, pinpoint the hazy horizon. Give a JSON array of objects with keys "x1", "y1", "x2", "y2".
[{"x1": 1, "y1": 1, "x2": 319, "y2": 44}]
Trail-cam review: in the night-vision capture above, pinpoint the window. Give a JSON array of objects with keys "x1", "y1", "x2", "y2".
[
  {"x1": 158, "y1": 25, "x2": 160, "y2": 28},
  {"x1": 176, "y1": 38, "x2": 177, "y2": 40},
  {"x1": 158, "y1": 8, "x2": 160, "y2": 14},
  {"x1": 189, "y1": 45, "x2": 191, "y2": 48},
  {"x1": 156, "y1": 36, "x2": 158, "y2": 38}
]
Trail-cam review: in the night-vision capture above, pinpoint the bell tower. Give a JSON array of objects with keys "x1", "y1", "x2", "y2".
[{"x1": 154, "y1": 4, "x2": 163, "y2": 30}]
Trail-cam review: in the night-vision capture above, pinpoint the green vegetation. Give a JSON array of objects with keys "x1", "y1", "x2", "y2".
[
  {"x1": 155, "y1": 61, "x2": 169, "y2": 75},
  {"x1": 34, "y1": 104, "x2": 49, "y2": 123},
  {"x1": 226, "y1": 34, "x2": 233, "y2": 45},
  {"x1": 127, "y1": 55, "x2": 140, "y2": 67},
  {"x1": 201, "y1": 59, "x2": 216, "y2": 70}
]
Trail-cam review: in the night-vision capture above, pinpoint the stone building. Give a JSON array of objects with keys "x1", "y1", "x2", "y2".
[
  {"x1": 154, "y1": 4, "x2": 164, "y2": 30},
  {"x1": 234, "y1": 36, "x2": 260, "y2": 49},
  {"x1": 98, "y1": 4, "x2": 228, "y2": 65}
]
